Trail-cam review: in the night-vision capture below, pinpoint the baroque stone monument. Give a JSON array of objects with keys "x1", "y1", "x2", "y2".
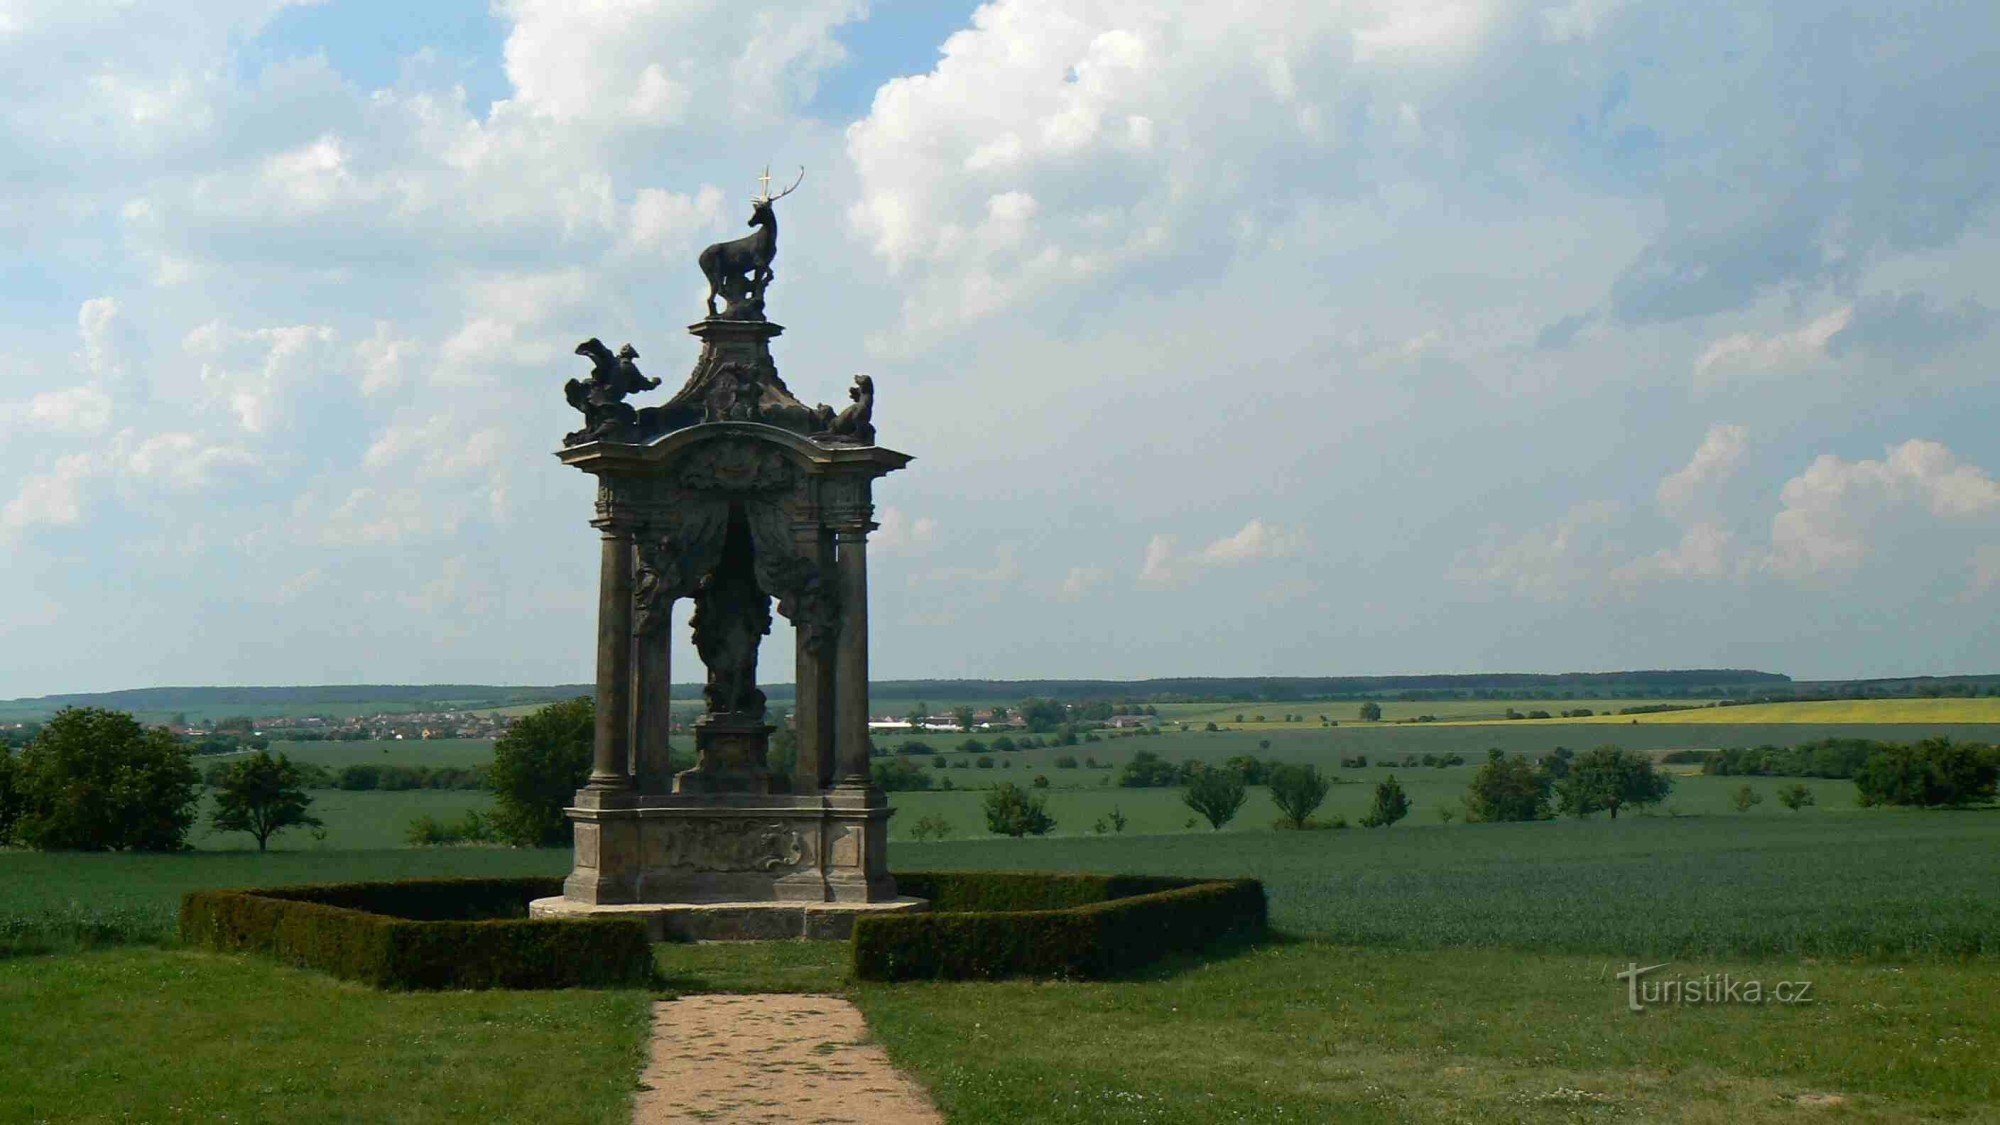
[{"x1": 530, "y1": 168, "x2": 924, "y2": 939}]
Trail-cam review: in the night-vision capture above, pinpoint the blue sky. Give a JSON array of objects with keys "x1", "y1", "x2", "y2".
[{"x1": 4, "y1": 1, "x2": 2000, "y2": 696}]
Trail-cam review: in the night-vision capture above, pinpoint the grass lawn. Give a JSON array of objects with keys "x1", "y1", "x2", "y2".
[
  {"x1": 858, "y1": 941, "x2": 2000, "y2": 1124},
  {"x1": 0, "y1": 947, "x2": 651, "y2": 1125}
]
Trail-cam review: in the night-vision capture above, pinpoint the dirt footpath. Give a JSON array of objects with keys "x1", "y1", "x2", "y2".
[{"x1": 632, "y1": 994, "x2": 941, "y2": 1124}]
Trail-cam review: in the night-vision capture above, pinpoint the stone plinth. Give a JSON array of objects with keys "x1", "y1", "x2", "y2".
[
  {"x1": 674, "y1": 714, "x2": 775, "y2": 794},
  {"x1": 528, "y1": 894, "x2": 926, "y2": 941},
  {"x1": 560, "y1": 788, "x2": 899, "y2": 907}
]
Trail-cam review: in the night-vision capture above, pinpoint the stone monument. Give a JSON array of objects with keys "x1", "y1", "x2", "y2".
[{"x1": 530, "y1": 168, "x2": 925, "y2": 940}]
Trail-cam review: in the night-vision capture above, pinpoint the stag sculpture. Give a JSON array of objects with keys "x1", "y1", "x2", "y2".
[{"x1": 698, "y1": 166, "x2": 803, "y2": 319}]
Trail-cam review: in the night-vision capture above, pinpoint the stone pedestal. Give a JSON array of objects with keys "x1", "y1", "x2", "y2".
[
  {"x1": 675, "y1": 715, "x2": 775, "y2": 794},
  {"x1": 559, "y1": 788, "x2": 898, "y2": 907}
]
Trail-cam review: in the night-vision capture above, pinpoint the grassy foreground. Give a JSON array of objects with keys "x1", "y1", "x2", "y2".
[
  {"x1": 858, "y1": 942, "x2": 2000, "y2": 1123},
  {"x1": 0, "y1": 948, "x2": 650, "y2": 1125}
]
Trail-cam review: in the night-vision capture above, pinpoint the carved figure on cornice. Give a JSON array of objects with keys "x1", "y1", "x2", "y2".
[
  {"x1": 812, "y1": 375, "x2": 874, "y2": 445},
  {"x1": 564, "y1": 338, "x2": 658, "y2": 446}
]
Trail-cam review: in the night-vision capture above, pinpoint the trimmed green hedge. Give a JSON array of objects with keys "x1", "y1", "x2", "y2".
[
  {"x1": 855, "y1": 870, "x2": 1266, "y2": 981},
  {"x1": 179, "y1": 877, "x2": 652, "y2": 990}
]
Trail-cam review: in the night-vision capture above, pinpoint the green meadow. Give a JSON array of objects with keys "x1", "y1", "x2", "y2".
[{"x1": 6, "y1": 710, "x2": 1998, "y2": 1121}]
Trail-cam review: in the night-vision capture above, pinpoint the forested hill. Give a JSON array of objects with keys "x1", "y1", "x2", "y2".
[{"x1": 2, "y1": 670, "x2": 1791, "y2": 717}]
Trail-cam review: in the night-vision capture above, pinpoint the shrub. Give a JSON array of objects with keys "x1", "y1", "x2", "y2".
[
  {"x1": 210, "y1": 751, "x2": 325, "y2": 851},
  {"x1": 1359, "y1": 775, "x2": 1410, "y2": 827},
  {"x1": 990, "y1": 736, "x2": 1018, "y2": 752},
  {"x1": 1091, "y1": 807, "x2": 1129, "y2": 834},
  {"x1": 1854, "y1": 738, "x2": 1998, "y2": 807},
  {"x1": 14, "y1": 708, "x2": 199, "y2": 851},
  {"x1": 406, "y1": 810, "x2": 499, "y2": 846},
  {"x1": 1463, "y1": 750, "x2": 1551, "y2": 822},
  {"x1": 871, "y1": 756, "x2": 935, "y2": 791},
  {"x1": 489, "y1": 697, "x2": 593, "y2": 847},
  {"x1": 854, "y1": 872, "x2": 1266, "y2": 981},
  {"x1": 1117, "y1": 749, "x2": 1180, "y2": 788},
  {"x1": 930, "y1": 756, "x2": 949, "y2": 769},
  {"x1": 975, "y1": 755, "x2": 994, "y2": 769},
  {"x1": 909, "y1": 814, "x2": 954, "y2": 842},
  {"x1": 1053, "y1": 754, "x2": 1079, "y2": 769},
  {"x1": 1267, "y1": 762, "x2": 1331, "y2": 829},
  {"x1": 1031, "y1": 774, "x2": 1050, "y2": 789},
  {"x1": 1357, "y1": 702, "x2": 1382, "y2": 722},
  {"x1": 983, "y1": 782, "x2": 1055, "y2": 837},
  {"x1": 179, "y1": 877, "x2": 651, "y2": 990},
  {"x1": 1182, "y1": 766, "x2": 1247, "y2": 830},
  {"x1": 1730, "y1": 784, "x2": 1763, "y2": 812},
  {"x1": 899, "y1": 741, "x2": 936, "y2": 756},
  {"x1": 1777, "y1": 783, "x2": 1817, "y2": 811},
  {"x1": 1339, "y1": 754, "x2": 1369, "y2": 769},
  {"x1": 957, "y1": 738, "x2": 987, "y2": 755},
  {"x1": 1224, "y1": 754, "x2": 1272, "y2": 784}
]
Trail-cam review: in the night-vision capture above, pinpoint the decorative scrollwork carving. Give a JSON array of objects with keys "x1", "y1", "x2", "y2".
[{"x1": 674, "y1": 439, "x2": 798, "y2": 494}]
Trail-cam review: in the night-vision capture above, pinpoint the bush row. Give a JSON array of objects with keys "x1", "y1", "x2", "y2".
[
  {"x1": 179, "y1": 876, "x2": 652, "y2": 990},
  {"x1": 855, "y1": 870, "x2": 1266, "y2": 981}
]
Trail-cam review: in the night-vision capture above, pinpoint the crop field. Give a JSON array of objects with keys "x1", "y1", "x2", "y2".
[
  {"x1": 8, "y1": 806, "x2": 1996, "y2": 962},
  {"x1": 898, "y1": 811, "x2": 2000, "y2": 959},
  {"x1": 1501, "y1": 697, "x2": 2000, "y2": 725},
  {"x1": 237, "y1": 737, "x2": 498, "y2": 769},
  {"x1": 1150, "y1": 697, "x2": 1725, "y2": 726},
  {"x1": 881, "y1": 769, "x2": 1862, "y2": 840},
  {"x1": 0, "y1": 848, "x2": 566, "y2": 954},
  {"x1": 878, "y1": 721, "x2": 2000, "y2": 772}
]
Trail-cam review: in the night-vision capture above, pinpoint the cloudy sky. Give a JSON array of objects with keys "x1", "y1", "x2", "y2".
[{"x1": 3, "y1": 0, "x2": 1998, "y2": 696}]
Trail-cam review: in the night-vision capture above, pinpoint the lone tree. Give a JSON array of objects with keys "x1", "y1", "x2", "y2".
[
  {"x1": 1462, "y1": 749, "x2": 1552, "y2": 822},
  {"x1": 1554, "y1": 746, "x2": 1673, "y2": 819},
  {"x1": 1183, "y1": 764, "x2": 1248, "y2": 830},
  {"x1": 210, "y1": 750, "x2": 325, "y2": 851},
  {"x1": 1267, "y1": 762, "x2": 1331, "y2": 829},
  {"x1": 490, "y1": 696, "x2": 594, "y2": 847},
  {"x1": 1360, "y1": 775, "x2": 1410, "y2": 827},
  {"x1": 1776, "y1": 783, "x2": 1817, "y2": 811},
  {"x1": 952, "y1": 705, "x2": 977, "y2": 732},
  {"x1": 13, "y1": 708, "x2": 199, "y2": 851},
  {"x1": 982, "y1": 782, "x2": 1055, "y2": 837},
  {"x1": 1357, "y1": 701, "x2": 1383, "y2": 722},
  {"x1": 1730, "y1": 784, "x2": 1763, "y2": 813}
]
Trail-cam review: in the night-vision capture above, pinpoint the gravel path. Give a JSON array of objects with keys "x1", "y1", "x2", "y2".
[{"x1": 632, "y1": 994, "x2": 941, "y2": 1124}]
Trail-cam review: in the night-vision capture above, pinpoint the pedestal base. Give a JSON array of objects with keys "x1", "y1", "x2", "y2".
[
  {"x1": 560, "y1": 788, "x2": 899, "y2": 906},
  {"x1": 528, "y1": 895, "x2": 927, "y2": 941}
]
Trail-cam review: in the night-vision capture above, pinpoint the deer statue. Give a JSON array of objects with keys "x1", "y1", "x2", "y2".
[{"x1": 698, "y1": 166, "x2": 804, "y2": 319}]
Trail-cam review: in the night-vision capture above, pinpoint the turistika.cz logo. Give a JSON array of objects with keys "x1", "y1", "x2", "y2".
[{"x1": 1615, "y1": 962, "x2": 1815, "y2": 1012}]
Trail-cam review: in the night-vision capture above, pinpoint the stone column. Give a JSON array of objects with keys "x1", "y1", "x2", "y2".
[
  {"x1": 631, "y1": 599, "x2": 672, "y2": 794},
  {"x1": 792, "y1": 527, "x2": 835, "y2": 795},
  {"x1": 832, "y1": 522, "x2": 873, "y2": 787},
  {"x1": 587, "y1": 527, "x2": 634, "y2": 791}
]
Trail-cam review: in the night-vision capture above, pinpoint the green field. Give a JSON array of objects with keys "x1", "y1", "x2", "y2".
[
  {"x1": 5, "y1": 804, "x2": 1998, "y2": 1121},
  {"x1": 8, "y1": 809, "x2": 1996, "y2": 961}
]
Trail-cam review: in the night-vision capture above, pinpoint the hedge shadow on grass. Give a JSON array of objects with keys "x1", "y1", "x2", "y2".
[
  {"x1": 855, "y1": 871, "x2": 1267, "y2": 982},
  {"x1": 180, "y1": 876, "x2": 654, "y2": 990}
]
